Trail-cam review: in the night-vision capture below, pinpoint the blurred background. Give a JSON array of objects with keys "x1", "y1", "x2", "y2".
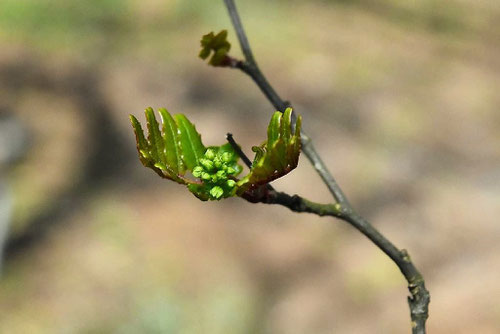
[{"x1": 0, "y1": 0, "x2": 499, "y2": 333}]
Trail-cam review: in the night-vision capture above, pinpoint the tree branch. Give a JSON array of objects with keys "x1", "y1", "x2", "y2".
[
  {"x1": 223, "y1": 0, "x2": 255, "y2": 65},
  {"x1": 223, "y1": 2, "x2": 348, "y2": 206},
  {"x1": 221, "y1": 0, "x2": 430, "y2": 332},
  {"x1": 257, "y1": 190, "x2": 430, "y2": 333}
]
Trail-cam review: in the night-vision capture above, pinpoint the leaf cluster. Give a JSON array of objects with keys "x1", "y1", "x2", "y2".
[
  {"x1": 237, "y1": 108, "x2": 301, "y2": 194},
  {"x1": 199, "y1": 30, "x2": 231, "y2": 66},
  {"x1": 130, "y1": 107, "x2": 204, "y2": 184},
  {"x1": 130, "y1": 107, "x2": 301, "y2": 200}
]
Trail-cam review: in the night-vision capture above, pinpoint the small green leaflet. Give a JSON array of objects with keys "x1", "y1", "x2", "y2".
[
  {"x1": 130, "y1": 107, "x2": 204, "y2": 184},
  {"x1": 174, "y1": 114, "x2": 205, "y2": 170},
  {"x1": 158, "y1": 108, "x2": 184, "y2": 175},
  {"x1": 199, "y1": 30, "x2": 231, "y2": 66}
]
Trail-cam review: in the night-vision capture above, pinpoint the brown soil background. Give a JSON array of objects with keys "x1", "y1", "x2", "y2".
[{"x1": 1, "y1": 1, "x2": 499, "y2": 333}]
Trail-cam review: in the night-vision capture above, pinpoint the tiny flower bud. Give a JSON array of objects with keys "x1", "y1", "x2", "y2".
[
  {"x1": 201, "y1": 172, "x2": 211, "y2": 180},
  {"x1": 205, "y1": 149, "x2": 216, "y2": 160},
  {"x1": 222, "y1": 152, "x2": 232, "y2": 163},
  {"x1": 226, "y1": 179, "x2": 236, "y2": 188},
  {"x1": 226, "y1": 166, "x2": 236, "y2": 174},
  {"x1": 192, "y1": 166, "x2": 204, "y2": 178},
  {"x1": 216, "y1": 170, "x2": 227, "y2": 178},
  {"x1": 210, "y1": 186, "x2": 224, "y2": 199},
  {"x1": 214, "y1": 156, "x2": 222, "y2": 168},
  {"x1": 200, "y1": 158, "x2": 214, "y2": 171}
]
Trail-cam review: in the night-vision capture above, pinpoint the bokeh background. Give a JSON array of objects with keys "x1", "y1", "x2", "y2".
[{"x1": 1, "y1": 0, "x2": 499, "y2": 333}]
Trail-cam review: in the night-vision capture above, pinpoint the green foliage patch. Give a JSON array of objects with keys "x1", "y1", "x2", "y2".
[
  {"x1": 130, "y1": 107, "x2": 301, "y2": 200},
  {"x1": 199, "y1": 30, "x2": 231, "y2": 66},
  {"x1": 237, "y1": 108, "x2": 301, "y2": 194}
]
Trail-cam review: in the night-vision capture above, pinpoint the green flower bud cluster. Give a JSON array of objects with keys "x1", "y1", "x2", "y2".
[{"x1": 192, "y1": 148, "x2": 239, "y2": 200}]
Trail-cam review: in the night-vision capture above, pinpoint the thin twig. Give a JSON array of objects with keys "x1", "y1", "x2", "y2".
[
  {"x1": 221, "y1": 1, "x2": 430, "y2": 332},
  {"x1": 226, "y1": 133, "x2": 252, "y2": 168},
  {"x1": 223, "y1": 0, "x2": 255, "y2": 64},
  {"x1": 260, "y1": 190, "x2": 430, "y2": 333}
]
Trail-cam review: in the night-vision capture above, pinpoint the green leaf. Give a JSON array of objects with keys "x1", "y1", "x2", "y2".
[
  {"x1": 212, "y1": 30, "x2": 228, "y2": 46},
  {"x1": 130, "y1": 115, "x2": 149, "y2": 161},
  {"x1": 237, "y1": 108, "x2": 301, "y2": 194},
  {"x1": 199, "y1": 30, "x2": 231, "y2": 67},
  {"x1": 158, "y1": 108, "x2": 184, "y2": 174},
  {"x1": 174, "y1": 114, "x2": 205, "y2": 170},
  {"x1": 290, "y1": 114, "x2": 301, "y2": 165},
  {"x1": 281, "y1": 107, "x2": 292, "y2": 146},
  {"x1": 130, "y1": 108, "x2": 205, "y2": 184},
  {"x1": 267, "y1": 111, "x2": 282, "y2": 149},
  {"x1": 145, "y1": 107, "x2": 165, "y2": 165},
  {"x1": 251, "y1": 145, "x2": 265, "y2": 166},
  {"x1": 198, "y1": 47, "x2": 210, "y2": 60}
]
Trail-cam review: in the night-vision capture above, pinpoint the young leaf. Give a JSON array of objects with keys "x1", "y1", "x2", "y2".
[
  {"x1": 267, "y1": 111, "x2": 282, "y2": 149},
  {"x1": 145, "y1": 107, "x2": 166, "y2": 165},
  {"x1": 174, "y1": 114, "x2": 205, "y2": 170},
  {"x1": 237, "y1": 108, "x2": 301, "y2": 194},
  {"x1": 281, "y1": 107, "x2": 292, "y2": 146},
  {"x1": 199, "y1": 30, "x2": 231, "y2": 66},
  {"x1": 158, "y1": 108, "x2": 184, "y2": 174},
  {"x1": 130, "y1": 115, "x2": 149, "y2": 163},
  {"x1": 130, "y1": 108, "x2": 204, "y2": 184}
]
